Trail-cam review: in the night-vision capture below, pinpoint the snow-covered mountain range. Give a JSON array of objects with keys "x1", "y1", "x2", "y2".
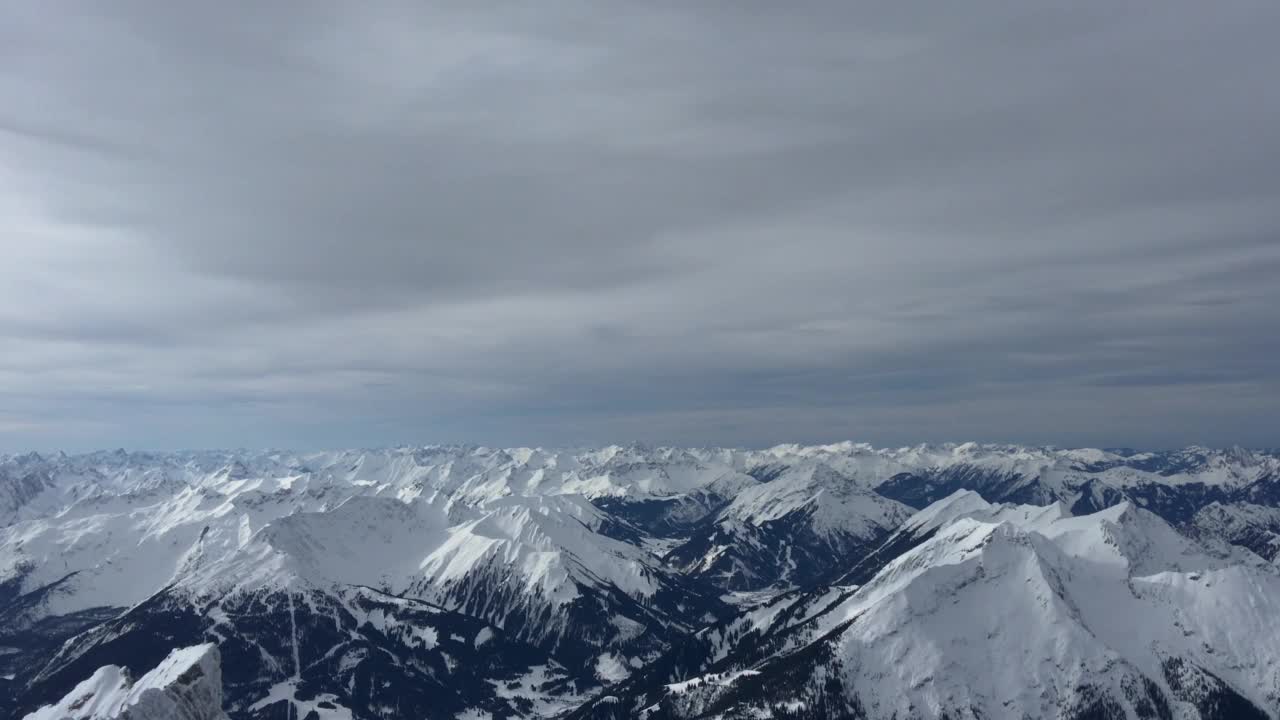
[{"x1": 4, "y1": 443, "x2": 1279, "y2": 719}]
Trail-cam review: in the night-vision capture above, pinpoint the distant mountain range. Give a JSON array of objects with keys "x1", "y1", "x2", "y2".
[{"x1": 4, "y1": 443, "x2": 1279, "y2": 719}]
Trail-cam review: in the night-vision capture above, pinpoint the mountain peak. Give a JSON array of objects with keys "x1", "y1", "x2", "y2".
[{"x1": 24, "y1": 644, "x2": 227, "y2": 720}]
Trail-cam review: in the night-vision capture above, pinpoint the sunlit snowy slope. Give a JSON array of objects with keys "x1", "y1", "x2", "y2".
[{"x1": 3, "y1": 443, "x2": 1279, "y2": 719}]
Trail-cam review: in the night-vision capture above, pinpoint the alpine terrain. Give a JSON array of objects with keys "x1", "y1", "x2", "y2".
[{"x1": 4, "y1": 443, "x2": 1280, "y2": 719}]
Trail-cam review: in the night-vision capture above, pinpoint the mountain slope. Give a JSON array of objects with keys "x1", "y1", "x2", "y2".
[
  {"x1": 17, "y1": 580, "x2": 588, "y2": 720},
  {"x1": 665, "y1": 464, "x2": 912, "y2": 590},
  {"x1": 24, "y1": 644, "x2": 228, "y2": 720},
  {"x1": 6, "y1": 443, "x2": 1280, "y2": 719},
  {"x1": 579, "y1": 497, "x2": 1280, "y2": 720},
  {"x1": 406, "y1": 495, "x2": 730, "y2": 674},
  {"x1": 1191, "y1": 501, "x2": 1280, "y2": 562}
]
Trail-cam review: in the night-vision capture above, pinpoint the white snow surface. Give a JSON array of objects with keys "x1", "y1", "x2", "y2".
[
  {"x1": 671, "y1": 494, "x2": 1280, "y2": 719},
  {"x1": 415, "y1": 494, "x2": 662, "y2": 605},
  {"x1": 24, "y1": 644, "x2": 228, "y2": 720},
  {"x1": 718, "y1": 463, "x2": 912, "y2": 538},
  {"x1": 7, "y1": 445, "x2": 1280, "y2": 719},
  {"x1": 1192, "y1": 501, "x2": 1280, "y2": 561},
  {"x1": 2, "y1": 443, "x2": 1276, "y2": 623}
]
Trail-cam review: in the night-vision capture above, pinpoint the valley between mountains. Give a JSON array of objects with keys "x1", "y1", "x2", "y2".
[{"x1": 3, "y1": 443, "x2": 1279, "y2": 719}]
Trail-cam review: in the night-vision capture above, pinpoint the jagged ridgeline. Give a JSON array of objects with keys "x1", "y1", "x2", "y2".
[{"x1": 4, "y1": 443, "x2": 1280, "y2": 719}]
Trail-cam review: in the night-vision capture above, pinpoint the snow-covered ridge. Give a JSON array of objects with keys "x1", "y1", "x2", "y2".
[
  {"x1": 24, "y1": 644, "x2": 227, "y2": 720},
  {"x1": 718, "y1": 463, "x2": 910, "y2": 537},
  {"x1": 626, "y1": 495, "x2": 1280, "y2": 719},
  {"x1": 664, "y1": 462, "x2": 914, "y2": 590},
  {"x1": 417, "y1": 494, "x2": 660, "y2": 604},
  {"x1": 5, "y1": 442, "x2": 1280, "y2": 719},
  {"x1": 3, "y1": 442, "x2": 1276, "y2": 623},
  {"x1": 1192, "y1": 501, "x2": 1280, "y2": 562}
]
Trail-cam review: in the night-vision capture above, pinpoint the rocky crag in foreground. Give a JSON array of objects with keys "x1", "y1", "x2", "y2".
[
  {"x1": 2, "y1": 443, "x2": 1279, "y2": 719},
  {"x1": 24, "y1": 644, "x2": 228, "y2": 720}
]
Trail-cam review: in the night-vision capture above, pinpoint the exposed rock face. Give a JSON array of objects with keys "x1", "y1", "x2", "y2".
[
  {"x1": 6, "y1": 444, "x2": 1280, "y2": 719},
  {"x1": 24, "y1": 644, "x2": 229, "y2": 720},
  {"x1": 569, "y1": 495, "x2": 1280, "y2": 720}
]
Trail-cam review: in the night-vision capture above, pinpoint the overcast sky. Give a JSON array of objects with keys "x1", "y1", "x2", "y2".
[{"x1": 2, "y1": 1, "x2": 1279, "y2": 452}]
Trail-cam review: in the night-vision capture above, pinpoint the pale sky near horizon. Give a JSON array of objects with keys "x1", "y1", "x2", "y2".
[{"x1": 2, "y1": 2, "x2": 1279, "y2": 452}]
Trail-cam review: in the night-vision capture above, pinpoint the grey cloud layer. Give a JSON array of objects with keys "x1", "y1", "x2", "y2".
[{"x1": 2, "y1": 1, "x2": 1279, "y2": 450}]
